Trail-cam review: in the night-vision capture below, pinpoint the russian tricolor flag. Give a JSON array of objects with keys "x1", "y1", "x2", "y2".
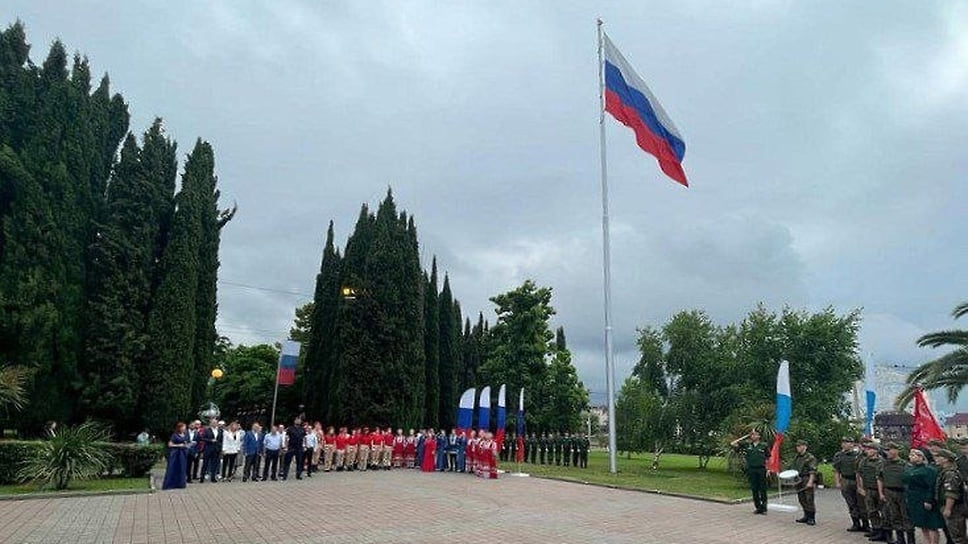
[
  {"x1": 496, "y1": 384, "x2": 507, "y2": 451},
  {"x1": 603, "y1": 34, "x2": 688, "y2": 187},
  {"x1": 277, "y1": 340, "x2": 300, "y2": 386},
  {"x1": 864, "y1": 354, "x2": 876, "y2": 438},
  {"x1": 477, "y1": 386, "x2": 491, "y2": 431},
  {"x1": 457, "y1": 388, "x2": 476, "y2": 433},
  {"x1": 767, "y1": 360, "x2": 791, "y2": 473}
]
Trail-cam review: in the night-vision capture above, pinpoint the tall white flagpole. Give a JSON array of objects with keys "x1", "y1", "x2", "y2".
[
  {"x1": 597, "y1": 18, "x2": 618, "y2": 474},
  {"x1": 269, "y1": 345, "x2": 281, "y2": 429}
]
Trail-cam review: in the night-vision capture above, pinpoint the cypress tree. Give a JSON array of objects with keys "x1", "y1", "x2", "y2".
[
  {"x1": 303, "y1": 221, "x2": 342, "y2": 419},
  {"x1": 423, "y1": 259, "x2": 439, "y2": 427},
  {"x1": 81, "y1": 121, "x2": 177, "y2": 434},
  {"x1": 191, "y1": 143, "x2": 234, "y2": 410},
  {"x1": 437, "y1": 274, "x2": 458, "y2": 428},
  {"x1": 141, "y1": 141, "x2": 212, "y2": 434}
]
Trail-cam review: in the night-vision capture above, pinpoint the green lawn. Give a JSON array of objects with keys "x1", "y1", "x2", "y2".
[
  {"x1": 0, "y1": 476, "x2": 149, "y2": 496},
  {"x1": 521, "y1": 450, "x2": 834, "y2": 502}
]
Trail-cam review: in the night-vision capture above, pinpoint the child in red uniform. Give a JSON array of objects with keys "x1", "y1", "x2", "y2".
[{"x1": 404, "y1": 429, "x2": 416, "y2": 468}]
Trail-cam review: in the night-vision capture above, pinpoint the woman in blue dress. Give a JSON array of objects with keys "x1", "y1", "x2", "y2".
[{"x1": 162, "y1": 422, "x2": 189, "y2": 490}]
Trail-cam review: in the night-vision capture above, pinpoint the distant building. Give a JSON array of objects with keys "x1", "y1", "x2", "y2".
[
  {"x1": 946, "y1": 413, "x2": 968, "y2": 439},
  {"x1": 589, "y1": 405, "x2": 608, "y2": 429},
  {"x1": 874, "y1": 411, "x2": 913, "y2": 442}
]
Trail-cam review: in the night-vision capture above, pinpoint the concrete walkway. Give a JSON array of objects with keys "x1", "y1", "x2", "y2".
[{"x1": 0, "y1": 469, "x2": 874, "y2": 544}]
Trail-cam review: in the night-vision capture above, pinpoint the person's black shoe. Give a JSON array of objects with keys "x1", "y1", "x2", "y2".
[
  {"x1": 796, "y1": 516, "x2": 809, "y2": 523},
  {"x1": 870, "y1": 529, "x2": 889, "y2": 542},
  {"x1": 296, "y1": 476, "x2": 302, "y2": 480},
  {"x1": 848, "y1": 517, "x2": 865, "y2": 532}
]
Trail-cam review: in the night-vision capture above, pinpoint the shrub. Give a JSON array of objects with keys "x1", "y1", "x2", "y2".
[
  {"x1": 0, "y1": 440, "x2": 45, "y2": 484},
  {"x1": 103, "y1": 443, "x2": 164, "y2": 477},
  {"x1": 17, "y1": 422, "x2": 113, "y2": 490}
]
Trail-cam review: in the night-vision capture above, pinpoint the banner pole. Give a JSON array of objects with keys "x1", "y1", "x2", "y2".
[
  {"x1": 597, "y1": 18, "x2": 618, "y2": 475},
  {"x1": 269, "y1": 349, "x2": 281, "y2": 429}
]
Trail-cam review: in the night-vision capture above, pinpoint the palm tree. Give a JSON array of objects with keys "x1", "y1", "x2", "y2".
[
  {"x1": 0, "y1": 365, "x2": 31, "y2": 413},
  {"x1": 896, "y1": 302, "x2": 968, "y2": 408}
]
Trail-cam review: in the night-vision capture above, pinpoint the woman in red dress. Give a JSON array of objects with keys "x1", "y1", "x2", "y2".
[
  {"x1": 404, "y1": 429, "x2": 417, "y2": 468},
  {"x1": 421, "y1": 429, "x2": 437, "y2": 472}
]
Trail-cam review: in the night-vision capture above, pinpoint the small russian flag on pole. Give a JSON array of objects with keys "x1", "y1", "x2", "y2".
[
  {"x1": 767, "y1": 360, "x2": 791, "y2": 474},
  {"x1": 277, "y1": 340, "x2": 300, "y2": 386}
]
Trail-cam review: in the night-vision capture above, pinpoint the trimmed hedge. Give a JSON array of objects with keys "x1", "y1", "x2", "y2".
[{"x1": 0, "y1": 440, "x2": 164, "y2": 484}]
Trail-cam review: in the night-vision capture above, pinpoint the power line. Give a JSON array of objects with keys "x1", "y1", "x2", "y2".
[{"x1": 219, "y1": 279, "x2": 312, "y2": 297}]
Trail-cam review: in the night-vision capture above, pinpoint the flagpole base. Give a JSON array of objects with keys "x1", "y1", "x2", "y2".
[{"x1": 507, "y1": 472, "x2": 530, "y2": 477}]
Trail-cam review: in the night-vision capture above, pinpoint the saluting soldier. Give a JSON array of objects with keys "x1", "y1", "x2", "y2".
[
  {"x1": 791, "y1": 439, "x2": 818, "y2": 525},
  {"x1": 833, "y1": 436, "x2": 867, "y2": 532},
  {"x1": 934, "y1": 449, "x2": 968, "y2": 544},
  {"x1": 858, "y1": 439, "x2": 886, "y2": 539},
  {"x1": 730, "y1": 429, "x2": 770, "y2": 514},
  {"x1": 878, "y1": 442, "x2": 913, "y2": 544}
]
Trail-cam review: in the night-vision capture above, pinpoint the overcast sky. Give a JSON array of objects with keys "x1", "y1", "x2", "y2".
[{"x1": 8, "y1": 2, "x2": 968, "y2": 409}]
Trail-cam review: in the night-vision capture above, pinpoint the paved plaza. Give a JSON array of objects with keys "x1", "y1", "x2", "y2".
[{"x1": 0, "y1": 470, "x2": 869, "y2": 544}]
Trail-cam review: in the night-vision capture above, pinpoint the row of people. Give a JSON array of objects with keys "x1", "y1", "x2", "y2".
[
  {"x1": 833, "y1": 436, "x2": 968, "y2": 544},
  {"x1": 516, "y1": 433, "x2": 590, "y2": 467},
  {"x1": 162, "y1": 418, "x2": 505, "y2": 489}
]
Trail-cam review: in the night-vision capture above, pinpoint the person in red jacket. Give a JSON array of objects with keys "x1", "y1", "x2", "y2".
[
  {"x1": 347, "y1": 428, "x2": 360, "y2": 471},
  {"x1": 334, "y1": 427, "x2": 349, "y2": 471},
  {"x1": 382, "y1": 428, "x2": 394, "y2": 470},
  {"x1": 322, "y1": 426, "x2": 336, "y2": 472}
]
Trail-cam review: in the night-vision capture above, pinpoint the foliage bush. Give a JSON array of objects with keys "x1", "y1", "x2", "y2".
[
  {"x1": 17, "y1": 421, "x2": 113, "y2": 489},
  {"x1": 0, "y1": 440, "x2": 45, "y2": 484},
  {"x1": 0, "y1": 438, "x2": 164, "y2": 485},
  {"x1": 102, "y1": 443, "x2": 164, "y2": 477}
]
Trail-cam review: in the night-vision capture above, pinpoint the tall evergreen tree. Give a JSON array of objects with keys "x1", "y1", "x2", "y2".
[
  {"x1": 303, "y1": 221, "x2": 342, "y2": 419},
  {"x1": 423, "y1": 260, "x2": 439, "y2": 427},
  {"x1": 191, "y1": 144, "x2": 234, "y2": 410},
  {"x1": 330, "y1": 191, "x2": 425, "y2": 427},
  {"x1": 141, "y1": 141, "x2": 212, "y2": 434},
  {"x1": 437, "y1": 274, "x2": 459, "y2": 428}
]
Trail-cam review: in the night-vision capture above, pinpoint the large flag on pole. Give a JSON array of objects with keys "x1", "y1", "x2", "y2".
[
  {"x1": 496, "y1": 385, "x2": 507, "y2": 451},
  {"x1": 477, "y1": 386, "x2": 491, "y2": 431},
  {"x1": 277, "y1": 340, "x2": 300, "y2": 386},
  {"x1": 864, "y1": 354, "x2": 876, "y2": 438},
  {"x1": 602, "y1": 33, "x2": 688, "y2": 186},
  {"x1": 911, "y1": 387, "x2": 946, "y2": 449},
  {"x1": 457, "y1": 388, "x2": 476, "y2": 433},
  {"x1": 767, "y1": 360, "x2": 791, "y2": 473},
  {"x1": 516, "y1": 388, "x2": 525, "y2": 463}
]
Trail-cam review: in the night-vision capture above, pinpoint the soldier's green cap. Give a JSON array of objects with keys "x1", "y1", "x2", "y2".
[
  {"x1": 795, "y1": 439, "x2": 808, "y2": 446},
  {"x1": 841, "y1": 436, "x2": 856, "y2": 443},
  {"x1": 927, "y1": 438, "x2": 946, "y2": 447},
  {"x1": 884, "y1": 441, "x2": 902, "y2": 450},
  {"x1": 861, "y1": 439, "x2": 877, "y2": 449},
  {"x1": 955, "y1": 438, "x2": 968, "y2": 446},
  {"x1": 935, "y1": 449, "x2": 957, "y2": 461}
]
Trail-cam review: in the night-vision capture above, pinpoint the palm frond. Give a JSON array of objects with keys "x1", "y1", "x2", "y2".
[
  {"x1": 917, "y1": 331, "x2": 968, "y2": 349},
  {"x1": 895, "y1": 350, "x2": 968, "y2": 409},
  {"x1": 0, "y1": 366, "x2": 33, "y2": 411},
  {"x1": 953, "y1": 302, "x2": 968, "y2": 320}
]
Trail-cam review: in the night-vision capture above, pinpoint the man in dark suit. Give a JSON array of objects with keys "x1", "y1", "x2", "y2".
[
  {"x1": 281, "y1": 417, "x2": 305, "y2": 480},
  {"x1": 186, "y1": 420, "x2": 201, "y2": 482},
  {"x1": 199, "y1": 418, "x2": 223, "y2": 482}
]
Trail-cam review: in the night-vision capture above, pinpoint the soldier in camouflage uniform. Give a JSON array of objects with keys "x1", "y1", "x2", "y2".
[
  {"x1": 791, "y1": 439, "x2": 818, "y2": 525},
  {"x1": 878, "y1": 442, "x2": 913, "y2": 544},
  {"x1": 553, "y1": 432, "x2": 563, "y2": 466},
  {"x1": 539, "y1": 432, "x2": 548, "y2": 465},
  {"x1": 833, "y1": 436, "x2": 867, "y2": 532},
  {"x1": 935, "y1": 449, "x2": 968, "y2": 544},
  {"x1": 528, "y1": 433, "x2": 537, "y2": 464},
  {"x1": 858, "y1": 439, "x2": 886, "y2": 538},
  {"x1": 731, "y1": 430, "x2": 770, "y2": 514},
  {"x1": 579, "y1": 435, "x2": 589, "y2": 468},
  {"x1": 562, "y1": 433, "x2": 572, "y2": 467}
]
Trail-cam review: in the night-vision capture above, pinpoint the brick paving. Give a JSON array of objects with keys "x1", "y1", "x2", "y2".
[{"x1": 0, "y1": 469, "x2": 874, "y2": 544}]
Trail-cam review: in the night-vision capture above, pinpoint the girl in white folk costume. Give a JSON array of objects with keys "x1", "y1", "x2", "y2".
[{"x1": 404, "y1": 429, "x2": 417, "y2": 468}]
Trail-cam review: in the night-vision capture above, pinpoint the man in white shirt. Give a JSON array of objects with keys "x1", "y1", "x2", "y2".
[
  {"x1": 262, "y1": 426, "x2": 283, "y2": 481},
  {"x1": 303, "y1": 422, "x2": 318, "y2": 477}
]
